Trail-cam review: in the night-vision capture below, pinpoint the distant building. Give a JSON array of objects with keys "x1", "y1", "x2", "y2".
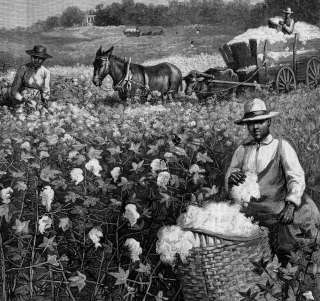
[{"x1": 83, "y1": 10, "x2": 95, "y2": 26}]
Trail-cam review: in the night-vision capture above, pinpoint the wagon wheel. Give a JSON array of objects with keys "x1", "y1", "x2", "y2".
[
  {"x1": 275, "y1": 66, "x2": 296, "y2": 93},
  {"x1": 306, "y1": 57, "x2": 320, "y2": 89}
]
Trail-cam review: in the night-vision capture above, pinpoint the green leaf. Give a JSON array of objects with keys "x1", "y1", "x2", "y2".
[
  {"x1": 107, "y1": 146, "x2": 122, "y2": 155},
  {"x1": 136, "y1": 263, "x2": 151, "y2": 274},
  {"x1": 40, "y1": 166, "x2": 61, "y2": 182},
  {"x1": 196, "y1": 152, "x2": 213, "y2": 163},
  {"x1": 88, "y1": 146, "x2": 103, "y2": 160},
  {"x1": 109, "y1": 267, "x2": 129, "y2": 285},
  {"x1": 83, "y1": 196, "x2": 99, "y2": 207},
  {"x1": 69, "y1": 271, "x2": 86, "y2": 292},
  {"x1": 129, "y1": 142, "x2": 141, "y2": 154},
  {"x1": 131, "y1": 160, "x2": 144, "y2": 172}
]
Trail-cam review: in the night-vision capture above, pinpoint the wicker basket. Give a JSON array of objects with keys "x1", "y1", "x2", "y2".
[{"x1": 177, "y1": 228, "x2": 271, "y2": 301}]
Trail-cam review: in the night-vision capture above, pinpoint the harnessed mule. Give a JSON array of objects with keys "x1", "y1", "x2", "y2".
[{"x1": 92, "y1": 46, "x2": 183, "y2": 101}]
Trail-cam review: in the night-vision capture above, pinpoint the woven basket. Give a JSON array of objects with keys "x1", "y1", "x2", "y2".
[{"x1": 177, "y1": 228, "x2": 271, "y2": 301}]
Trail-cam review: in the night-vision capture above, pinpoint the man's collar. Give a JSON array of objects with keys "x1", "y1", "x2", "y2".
[{"x1": 243, "y1": 134, "x2": 274, "y2": 146}]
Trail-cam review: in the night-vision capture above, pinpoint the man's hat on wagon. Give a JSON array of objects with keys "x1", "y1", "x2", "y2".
[
  {"x1": 235, "y1": 98, "x2": 279, "y2": 125},
  {"x1": 26, "y1": 45, "x2": 52, "y2": 59},
  {"x1": 282, "y1": 7, "x2": 293, "y2": 14}
]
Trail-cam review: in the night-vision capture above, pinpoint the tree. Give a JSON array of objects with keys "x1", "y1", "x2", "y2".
[
  {"x1": 60, "y1": 6, "x2": 85, "y2": 27},
  {"x1": 45, "y1": 16, "x2": 60, "y2": 30}
]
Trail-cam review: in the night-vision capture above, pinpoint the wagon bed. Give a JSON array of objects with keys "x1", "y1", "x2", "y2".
[{"x1": 219, "y1": 33, "x2": 320, "y2": 92}]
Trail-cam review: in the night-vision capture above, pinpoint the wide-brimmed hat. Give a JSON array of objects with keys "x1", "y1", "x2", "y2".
[
  {"x1": 235, "y1": 98, "x2": 279, "y2": 125},
  {"x1": 26, "y1": 45, "x2": 52, "y2": 59},
  {"x1": 282, "y1": 7, "x2": 293, "y2": 14}
]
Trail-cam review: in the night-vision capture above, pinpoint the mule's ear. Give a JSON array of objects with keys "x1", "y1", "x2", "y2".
[
  {"x1": 96, "y1": 46, "x2": 102, "y2": 56},
  {"x1": 105, "y1": 46, "x2": 114, "y2": 56}
]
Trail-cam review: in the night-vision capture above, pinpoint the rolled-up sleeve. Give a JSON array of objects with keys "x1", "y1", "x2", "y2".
[
  {"x1": 225, "y1": 145, "x2": 245, "y2": 192},
  {"x1": 11, "y1": 66, "x2": 25, "y2": 101},
  {"x1": 281, "y1": 140, "x2": 305, "y2": 207},
  {"x1": 41, "y1": 69, "x2": 50, "y2": 100}
]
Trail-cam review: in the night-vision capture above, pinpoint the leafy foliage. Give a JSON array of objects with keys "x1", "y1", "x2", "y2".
[{"x1": 0, "y1": 66, "x2": 319, "y2": 300}]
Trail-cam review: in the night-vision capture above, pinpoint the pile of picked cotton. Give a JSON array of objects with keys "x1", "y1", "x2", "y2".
[
  {"x1": 177, "y1": 202, "x2": 260, "y2": 238},
  {"x1": 228, "y1": 20, "x2": 320, "y2": 55}
]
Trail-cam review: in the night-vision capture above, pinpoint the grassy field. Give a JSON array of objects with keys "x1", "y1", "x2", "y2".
[{"x1": 0, "y1": 24, "x2": 241, "y2": 67}]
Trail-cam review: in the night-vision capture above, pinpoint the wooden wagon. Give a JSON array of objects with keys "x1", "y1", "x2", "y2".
[{"x1": 218, "y1": 33, "x2": 320, "y2": 93}]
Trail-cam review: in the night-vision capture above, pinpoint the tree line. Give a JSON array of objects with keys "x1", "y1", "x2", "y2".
[{"x1": 31, "y1": 0, "x2": 319, "y2": 31}]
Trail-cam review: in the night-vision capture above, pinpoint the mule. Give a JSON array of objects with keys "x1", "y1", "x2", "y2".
[{"x1": 92, "y1": 46, "x2": 182, "y2": 101}]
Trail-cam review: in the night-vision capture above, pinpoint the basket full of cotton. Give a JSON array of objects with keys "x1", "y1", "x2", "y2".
[{"x1": 156, "y1": 174, "x2": 270, "y2": 301}]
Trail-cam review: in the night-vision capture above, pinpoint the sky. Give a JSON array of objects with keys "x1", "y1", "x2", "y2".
[{"x1": 0, "y1": 0, "x2": 263, "y2": 28}]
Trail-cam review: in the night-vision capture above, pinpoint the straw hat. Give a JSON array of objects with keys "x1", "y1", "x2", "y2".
[
  {"x1": 282, "y1": 7, "x2": 293, "y2": 14},
  {"x1": 26, "y1": 45, "x2": 52, "y2": 59},
  {"x1": 234, "y1": 98, "x2": 279, "y2": 125}
]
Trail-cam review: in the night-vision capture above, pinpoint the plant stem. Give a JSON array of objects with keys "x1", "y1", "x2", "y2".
[
  {"x1": 59, "y1": 262, "x2": 76, "y2": 301},
  {"x1": 91, "y1": 249, "x2": 106, "y2": 300},
  {"x1": 142, "y1": 260, "x2": 161, "y2": 301},
  {"x1": 0, "y1": 232, "x2": 7, "y2": 301}
]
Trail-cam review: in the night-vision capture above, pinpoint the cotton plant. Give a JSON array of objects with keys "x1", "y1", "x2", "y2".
[
  {"x1": 85, "y1": 159, "x2": 102, "y2": 177},
  {"x1": 88, "y1": 227, "x2": 103, "y2": 249},
  {"x1": 40, "y1": 186, "x2": 54, "y2": 212},
  {"x1": 70, "y1": 168, "x2": 84, "y2": 185},
  {"x1": 123, "y1": 204, "x2": 140, "y2": 226},
  {"x1": 38, "y1": 215, "x2": 53, "y2": 234},
  {"x1": 59, "y1": 217, "x2": 72, "y2": 232},
  {"x1": 1, "y1": 187, "x2": 13, "y2": 204},
  {"x1": 124, "y1": 238, "x2": 142, "y2": 262}
]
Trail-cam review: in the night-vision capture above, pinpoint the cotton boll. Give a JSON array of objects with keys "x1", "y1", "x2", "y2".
[
  {"x1": 124, "y1": 238, "x2": 142, "y2": 262},
  {"x1": 40, "y1": 186, "x2": 54, "y2": 212},
  {"x1": 85, "y1": 159, "x2": 102, "y2": 177},
  {"x1": 156, "y1": 225, "x2": 199, "y2": 265},
  {"x1": 123, "y1": 204, "x2": 140, "y2": 226},
  {"x1": 230, "y1": 172, "x2": 260, "y2": 205},
  {"x1": 70, "y1": 168, "x2": 84, "y2": 185}
]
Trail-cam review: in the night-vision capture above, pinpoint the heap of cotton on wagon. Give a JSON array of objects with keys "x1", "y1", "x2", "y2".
[{"x1": 226, "y1": 20, "x2": 320, "y2": 68}]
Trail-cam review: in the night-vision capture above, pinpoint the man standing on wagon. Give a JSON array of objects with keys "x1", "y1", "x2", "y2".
[
  {"x1": 225, "y1": 98, "x2": 320, "y2": 294},
  {"x1": 279, "y1": 7, "x2": 295, "y2": 34}
]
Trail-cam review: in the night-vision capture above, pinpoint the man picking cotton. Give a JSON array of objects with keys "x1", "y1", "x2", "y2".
[{"x1": 225, "y1": 98, "x2": 320, "y2": 295}]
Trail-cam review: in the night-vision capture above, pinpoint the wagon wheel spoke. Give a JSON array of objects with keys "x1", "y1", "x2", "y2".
[
  {"x1": 309, "y1": 66, "x2": 316, "y2": 78},
  {"x1": 285, "y1": 69, "x2": 290, "y2": 82},
  {"x1": 306, "y1": 58, "x2": 320, "y2": 88}
]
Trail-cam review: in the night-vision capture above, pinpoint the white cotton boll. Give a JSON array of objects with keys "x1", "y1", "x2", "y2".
[
  {"x1": 230, "y1": 172, "x2": 260, "y2": 205},
  {"x1": 124, "y1": 238, "x2": 142, "y2": 262},
  {"x1": 123, "y1": 204, "x2": 140, "y2": 226},
  {"x1": 59, "y1": 217, "x2": 72, "y2": 232},
  {"x1": 88, "y1": 228, "x2": 103, "y2": 249},
  {"x1": 38, "y1": 215, "x2": 52, "y2": 234},
  {"x1": 157, "y1": 171, "x2": 171, "y2": 188},
  {"x1": 189, "y1": 164, "x2": 205, "y2": 174},
  {"x1": 20, "y1": 141, "x2": 31, "y2": 151},
  {"x1": 156, "y1": 225, "x2": 199, "y2": 265},
  {"x1": 1, "y1": 187, "x2": 13, "y2": 204},
  {"x1": 40, "y1": 186, "x2": 54, "y2": 212},
  {"x1": 111, "y1": 167, "x2": 121, "y2": 182},
  {"x1": 85, "y1": 159, "x2": 102, "y2": 177},
  {"x1": 150, "y1": 159, "x2": 167, "y2": 173},
  {"x1": 70, "y1": 168, "x2": 84, "y2": 185}
]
